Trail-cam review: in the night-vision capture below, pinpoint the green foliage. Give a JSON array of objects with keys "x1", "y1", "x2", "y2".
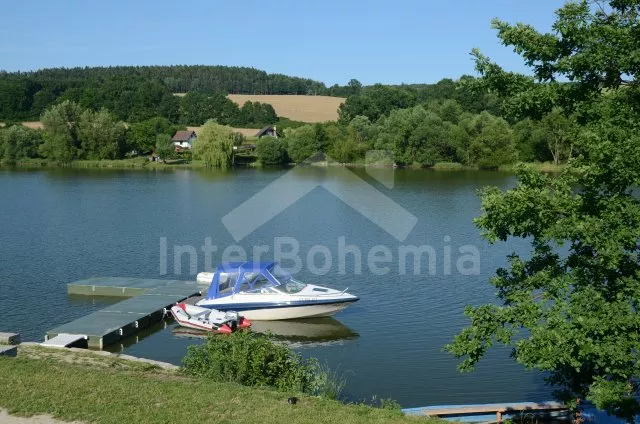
[
  {"x1": 128, "y1": 117, "x2": 183, "y2": 153},
  {"x1": 78, "y1": 109, "x2": 126, "y2": 160},
  {"x1": 338, "y1": 84, "x2": 417, "y2": 123},
  {"x1": 375, "y1": 106, "x2": 461, "y2": 166},
  {"x1": 40, "y1": 101, "x2": 128, "y2": 162},
  {"x1": 0, "y1": 66, "x2": 327, "y2": 122},
  {"x1": 154, "y1": 134, "x2": 175, "y2": 161},
  {"x1": 256, "y1": 136, "x2": 288, "y2": 165},
  {"x1": 461, "y1": 112, "x2": 517, "y2": 168},
  {"x1": 0, "y1": 125, "x2": 43, "y2": 162},
  {"x1": 538, "y1": 108, "x2": 577, "y2": 165},
  {"x1": 285, "y1": 124, "x2": 329, "y2": 163},
  {"x1": 182, "y1": 331, "x2": 318, "y2": 394},
  {"x1": 312, "y1": 362, "x2": 349, "y2": 400},
  {"x1": 192, "y1": 120, "x2": 235, "y2": 169},
  {"x1": 39, "y1": 100, "x2": 84, "y2": 163},
  {"x1": 179, "y1": 92, "x2": 239, "y2": 126},
  {"x1": 446, "y1": 1, "x2": 640, "y2": 420},
  {"x1": 234, "y1": 101, "x2": 278, "y2": 127}
]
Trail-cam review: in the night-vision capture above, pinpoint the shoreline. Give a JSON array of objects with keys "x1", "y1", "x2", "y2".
[
  {"x1": 0, "y1": 343, "x2": 443, "y2": 424},
  {"x1": 0, "y1": 158, "x2": 564, "y2": 173}
]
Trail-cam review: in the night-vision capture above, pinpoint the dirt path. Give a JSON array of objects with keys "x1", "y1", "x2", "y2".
[{"x1": 0, "y1": 409, "x2": 82, "y2": 424}]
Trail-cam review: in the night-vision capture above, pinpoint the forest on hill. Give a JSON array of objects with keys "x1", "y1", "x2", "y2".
[{"x1": 0, "y1": 64, "x2": 577, "y2": 169}]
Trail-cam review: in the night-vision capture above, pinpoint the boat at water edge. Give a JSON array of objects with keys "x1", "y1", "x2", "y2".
[{"x1": 195, "y1": 262, "x2": 359, "y2": 320}]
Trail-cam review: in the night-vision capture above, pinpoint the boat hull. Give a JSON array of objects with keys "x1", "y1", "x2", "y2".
[{"x1": 198, "y1": 300, "x2": 357, "y2": 320}]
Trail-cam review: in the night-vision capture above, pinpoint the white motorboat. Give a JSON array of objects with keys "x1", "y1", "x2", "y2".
[
  {"x1": 195, "y1": 262, "x2": 359, "y2": 320},
  {"x1": 170, "y1": 303, "x2": 251, "y2": 334}
]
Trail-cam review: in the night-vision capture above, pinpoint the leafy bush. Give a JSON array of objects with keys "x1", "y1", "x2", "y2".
[
  {"x1": 183, "y1": 332, "x2": 350, "y2": 400},
  {"x1": 182, "y1": 331, "x2": 318, "y2": 393},
  {"x1": 255, "y1": 136, "x2": 287, "y2": 165}
]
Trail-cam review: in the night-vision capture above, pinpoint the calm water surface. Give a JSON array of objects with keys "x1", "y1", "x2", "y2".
[{"x1": 0, "y1": 167, "x2": 549, "y2": 407}]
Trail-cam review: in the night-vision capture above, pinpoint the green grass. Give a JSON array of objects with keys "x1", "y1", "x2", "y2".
[
  {"x1": 498, "y1": 161, "x2": 564, "y2": 173},
  {"x1": 431, "y1": 162, "x2": 467, "y2": 170},
  {"x1": 0, "y1": 349, "x2": 441, "y2": 424},
  {"x1": 0, "y1": 158, "x2": 212, "y2": 170},
  {"x1": 1, "y1": 157, "x2": 565, "y2": 173}
]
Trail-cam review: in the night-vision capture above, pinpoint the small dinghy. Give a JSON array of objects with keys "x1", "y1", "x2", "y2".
[{"x1": 170, "y1": 303, "x2": 251, "y2": 334}]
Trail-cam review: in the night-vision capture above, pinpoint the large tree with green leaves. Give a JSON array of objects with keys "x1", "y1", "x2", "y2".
[
  {"x1": 446, "y1": 1, "x2": 640, "y2": 421},
  {"x1": 78, "y1": 109, "x2": 127, "y2": 160},
  {"x1": 40, "y1": 100, "x2": 84, "y2": 163},
  {"x1": 0, "y1": 125, "x2": 43, "y2": 162},
  {"x1": 192, "y1": 120, "x2": 235, "y2": 169}
]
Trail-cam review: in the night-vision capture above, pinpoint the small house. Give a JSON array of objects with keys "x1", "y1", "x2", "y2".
[
  {"x1": 172, "y1": 130, "x2": 197, "y2": 151},
  {"x1": 255, "y1": 126, "x2": 280, "y2": 139}
]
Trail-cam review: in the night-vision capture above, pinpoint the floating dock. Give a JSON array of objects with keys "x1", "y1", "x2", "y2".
[
  {"x1": 403, "y1": 401, "x2": 568, "y2": 423},
  {"x1": 46, "y1": 277, "x2": 206, "y2": 349}
]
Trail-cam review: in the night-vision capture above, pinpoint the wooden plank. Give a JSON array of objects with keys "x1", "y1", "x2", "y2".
[{"x1": 424, "y1": 402, "x2": 566, "y2": 417}]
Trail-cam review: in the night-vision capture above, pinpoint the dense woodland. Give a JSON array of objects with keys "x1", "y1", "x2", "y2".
[
  {"x1": 254, "y1": 79, "x2": 570, "y2": 168},
  {"x1": 0, "y1": 64, "x2": 575, "y2": 168},
  {"x1": 0, "y1": 65, "x2": 326, "y2": 119}
]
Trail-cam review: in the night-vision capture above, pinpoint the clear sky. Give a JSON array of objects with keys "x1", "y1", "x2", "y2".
[{"x1": 0, "y1": 0, "x2": 565, "y2": 86}]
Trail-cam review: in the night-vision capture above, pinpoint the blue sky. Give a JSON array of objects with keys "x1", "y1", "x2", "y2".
[{"x1": 0, "y1": 1, "x2": 565, "y2": 85}]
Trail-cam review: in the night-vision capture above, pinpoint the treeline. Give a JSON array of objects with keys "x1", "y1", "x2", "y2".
[
  {"x1": 178, "y1": 93, "x2": 277, "y2": 127},
  {"x1": 0, "y1": 101, "x2": 190, "y2": 162},
  {"x1": 255, "y1": 95, "x2": 573, "y2": 168},
  {"x1": 0, "y1": 65, "x2": 326, "y2": 122}
]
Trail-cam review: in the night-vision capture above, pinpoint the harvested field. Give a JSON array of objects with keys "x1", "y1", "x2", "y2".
[
  {"x1": 228, "y1": 95, "x2": 344, "y2": 122},
  {"x1": 22, "y1": 122, "x2": 44, "y2": 130}
]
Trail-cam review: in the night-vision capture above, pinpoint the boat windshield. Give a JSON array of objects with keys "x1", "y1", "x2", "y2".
[
  {"x1": 239, "y1": 273, "x2": 273, "y2": 293},
  {"x1": 266, "y1": 265, "x2": 307, "y2": 293},
  {"x1": 273, "y1": 279, "x2": 306, "y2": 294}
]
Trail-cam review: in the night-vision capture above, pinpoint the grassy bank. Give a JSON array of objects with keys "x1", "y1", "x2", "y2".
[
  {"x1": 0, "y1": 158, "x2": 210, "y2": 170},
  {"x1": 0, "y1": 345, "x2": 439, "y2": 424},
  {"x1": 0, "y1": 158, "x2": 565, "y2": 173}
]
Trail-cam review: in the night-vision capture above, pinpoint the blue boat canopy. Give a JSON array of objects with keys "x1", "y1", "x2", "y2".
[{"x1": 204, "y1": 261, "x2": 285, "y2": 300}]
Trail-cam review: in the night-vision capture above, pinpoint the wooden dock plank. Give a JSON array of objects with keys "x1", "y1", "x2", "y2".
[{"x1": 424, "y1": 402, "x2": 565, "y2": 416}]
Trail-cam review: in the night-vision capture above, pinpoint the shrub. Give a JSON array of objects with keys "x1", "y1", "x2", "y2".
[
  {"x1": 255, "y1": 136, "x2": 287, "y2": 165},
  {"x1": 182, "y1": 331, "x2": 318, "y2": 393}
]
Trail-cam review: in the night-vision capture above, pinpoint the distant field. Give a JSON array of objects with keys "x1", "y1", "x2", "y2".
[
  {"x1": 174, "y1": 94, "x2": 345, "y2": 123},
  {"x1": 22, "y1": 122, "x2": 44, "y2": 130},
  {"x1": 227, "y1": 95, "x2": 344, "y2": 123},
  {"x1": 0, "y1": 121, "x2": 45, "y2": 130}
]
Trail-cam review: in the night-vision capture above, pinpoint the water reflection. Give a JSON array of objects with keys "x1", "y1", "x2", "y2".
[
  {"x1": 103, "y1": 319, "x2": 171, "y2": 353},
  {"x1": 172, "y1": 317, "x2": 359, "y2": 347}
]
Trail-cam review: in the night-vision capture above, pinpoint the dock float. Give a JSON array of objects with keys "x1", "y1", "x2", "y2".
[
  {"x1": 42, "y1": 333, "x2": 88, "y2": 348},
  {"x1": 403, "y1": 401, "x2": 568, "y2": 423},
  {"x1": 46, "y1": 277, "x2": 206, "y2": 349}
]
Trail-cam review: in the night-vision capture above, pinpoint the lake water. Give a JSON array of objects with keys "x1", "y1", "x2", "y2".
[{"x1": 0, "y1": 166, "x2": 550, "y2": 407}]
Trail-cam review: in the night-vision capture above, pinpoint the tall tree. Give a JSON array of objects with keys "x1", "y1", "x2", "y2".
[
  {"x1": 78, "y1": 109, "x2": 127, "y2": 160},
  {"x1": 128, "y1": 117, "x2": 183, "y2": 153},
  {"x1": 154, "y1": 133, "x2": 175, "y2": 163},
  {"x1": 446, "y1": 1, "x2": 640, "y2": 420},
  {"x1": 192, "y1": 120, "x2": 235, "y2": 169},
  {"x1": 40, "y1": 100, "x2": 83, "y2": 163},
  {"x1": 539, "y1": 108, "x2": 577, "y2": 165},
  {"x1": 0, "y1": 125, "x2": 43, "y2": 162}
]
